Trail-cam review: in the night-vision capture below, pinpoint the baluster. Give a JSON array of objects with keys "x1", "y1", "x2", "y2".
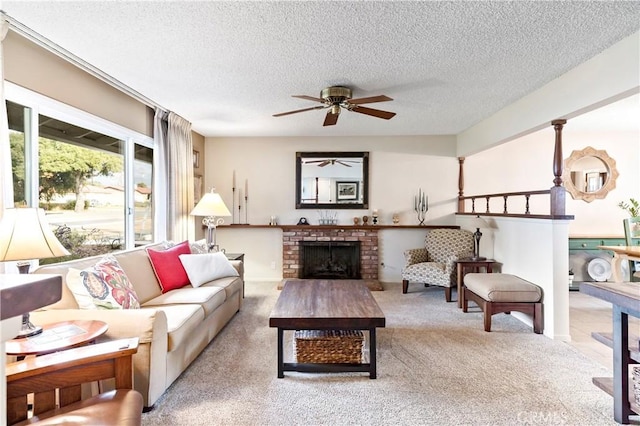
[
  {"x1": 485, "y1": 196, "x2": 490, "y2": 213},
  {"x1": 550, "y1": 119, "x2": 567, "y2": 216},
  {"x1": 458, "y1": 157, "x2": 465, "y2": 213},
  {"x1": 503, "y1": 196, "x2": 508, "y2": 214},
  {"x1": 525, "y1": 194, "x2": 531, "y2": 214},
  {"x1": 471, "y1": 197, "x2": 476, "y2": 213}
]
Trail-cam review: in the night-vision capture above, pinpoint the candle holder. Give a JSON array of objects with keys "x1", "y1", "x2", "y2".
[
  {"x1": 414, "y1": 188, "x2": 428, "y2": 225},
  {"x1": 244, "y1": 196, "x2": 249, "y2": 224},
  {"x1": 232, "y1": 187, "x2": 236, "y2": 224}
]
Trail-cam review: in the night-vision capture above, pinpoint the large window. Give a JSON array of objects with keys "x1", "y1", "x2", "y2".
[{"x1": 6, "y1": 87, "x2": 155, "y2": 261}]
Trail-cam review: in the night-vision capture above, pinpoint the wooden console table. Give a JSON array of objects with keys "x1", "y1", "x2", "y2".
[
  {"x1": 580, "y1": 281, "x2": 640, "y2": 423},
  {"x1": 598, "y1": 246, "x2": 640, "y2": 283}
]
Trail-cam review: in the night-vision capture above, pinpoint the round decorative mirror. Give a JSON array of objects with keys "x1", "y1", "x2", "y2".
[{"x1": 562, "y1": 146, "x2": 618, "y2": 202}]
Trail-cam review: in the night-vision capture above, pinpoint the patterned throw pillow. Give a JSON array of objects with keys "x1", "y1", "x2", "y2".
[
  {"x1": 66, "y1": 256, "x2": 141, "y2": 310},
  {"x1": 162, "y1": 239, "x2": 208, "y2": 254},
  {"x1": 189, "y1": 239, "x2": 209, "y2": 254}
]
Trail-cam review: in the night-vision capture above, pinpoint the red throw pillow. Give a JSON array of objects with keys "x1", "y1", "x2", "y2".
[{"x1": 147, "y1": 240, "x2": 192, "y2": 293}]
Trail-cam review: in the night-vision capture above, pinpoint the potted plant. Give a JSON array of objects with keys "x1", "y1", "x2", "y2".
[{"x1": 618, "y1": 198, "x2": 639, "y2": 217}]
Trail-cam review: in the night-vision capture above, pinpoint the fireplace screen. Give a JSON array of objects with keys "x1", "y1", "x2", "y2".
[{"x1": 300, "y1": 241, "x2": 361, "y2": 279}]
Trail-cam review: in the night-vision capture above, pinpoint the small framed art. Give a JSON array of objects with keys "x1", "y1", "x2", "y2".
[
  {"x1": 193, "y1": 150, "x2": 200, "y2": 168},
  {"x1": 336, "y1": 181, "x2": 359, "y2": 201}
]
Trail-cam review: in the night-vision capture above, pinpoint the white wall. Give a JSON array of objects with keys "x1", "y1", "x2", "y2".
[
  {"x1": 487, "y1": 217, "x2": 571, "y2": 340},
  {"x1": 205, "y1": 135, "x2": 465, "y2": 281}
]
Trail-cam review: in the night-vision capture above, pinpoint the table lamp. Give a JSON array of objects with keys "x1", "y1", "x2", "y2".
[
  {"x1": 470, "y1": 215, "x2": 489, "y2": 261},
  {"x1": 0, "y1": 207, "x2": 70, "y2": 337},
  {"x1": 190, "y1": 189, "x2": 231, "y2": 252}
]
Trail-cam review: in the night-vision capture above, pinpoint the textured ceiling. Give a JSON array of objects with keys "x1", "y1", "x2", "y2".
[{"x1": 2, "y1": 1, "x2": 639, "y2": 138}]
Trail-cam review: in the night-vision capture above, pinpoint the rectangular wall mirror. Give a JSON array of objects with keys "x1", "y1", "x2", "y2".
[{"x1": 296, "y1": 151, "x2": 369, "y2": 209}]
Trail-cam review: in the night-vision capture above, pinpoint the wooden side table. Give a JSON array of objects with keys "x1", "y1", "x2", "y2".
[
  {"x1": 6, "y1": 320, "x2": 108, "y2": 358},
  {"x1": 456, "y1": 258, "x2": 497, "y2": 308}
]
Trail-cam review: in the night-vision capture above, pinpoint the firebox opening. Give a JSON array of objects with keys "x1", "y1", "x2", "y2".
[{"x1": 300, "y1": 241, "x2": 361, "y2": 279}]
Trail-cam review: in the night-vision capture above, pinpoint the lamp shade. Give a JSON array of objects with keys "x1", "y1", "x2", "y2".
[
  {"x1": 0, "y1": 208, "x2": 70, "y2": 261},
  {"x1": 190, "y1": 191, "x2": 231, "y2": 217},
  {"x1": 470, "y1": 215, "x2": 489, "y2": 229}
]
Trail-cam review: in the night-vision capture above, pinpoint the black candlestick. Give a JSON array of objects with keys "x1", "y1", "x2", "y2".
[
  {"x1": 244, "y1": 196, "x2": 249, "y2": 224},
  {"x1": 232, "y1": 187, "x2": 236, "y2": 224},
  {"x1": 472, "y1": 228, "x2": 486, "y2": 261}
]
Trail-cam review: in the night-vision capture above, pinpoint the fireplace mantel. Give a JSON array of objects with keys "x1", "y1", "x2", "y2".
[{"x1": 220, "y1": 224, "x2": 459, "y2": 230}]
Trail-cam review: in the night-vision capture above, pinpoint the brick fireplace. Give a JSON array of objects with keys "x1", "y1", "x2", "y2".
[
  {"x1": 300, "y1": 241, "x2": 361, "y2": 279},
  {"x1": 282, "y1": 226, "x2": 379, "y2": 280}
]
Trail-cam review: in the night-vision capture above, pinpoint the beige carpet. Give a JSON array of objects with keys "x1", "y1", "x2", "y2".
[{"x1": 142, "y1": 281, "x2": 625, "y2": 426}]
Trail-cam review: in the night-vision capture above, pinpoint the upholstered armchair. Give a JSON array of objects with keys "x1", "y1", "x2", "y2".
[{"x1": 402, "y1": 228, "x2": 475, "y2": 301}]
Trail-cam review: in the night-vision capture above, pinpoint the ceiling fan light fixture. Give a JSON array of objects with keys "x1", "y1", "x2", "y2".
[
  {"x1": 321, "y1": 86, "x2": 352, "y2": 102},
  {"x1": 274, "y1": 85, "x2": 395, "y2": 125}
]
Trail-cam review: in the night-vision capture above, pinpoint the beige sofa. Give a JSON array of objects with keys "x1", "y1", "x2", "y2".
[{"x1": 31, "y1": 242, "x2": 244, "y2": 409}]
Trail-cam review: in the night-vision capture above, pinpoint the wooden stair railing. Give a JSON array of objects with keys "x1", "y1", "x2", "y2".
[
  {"x1": 459, "y1": 189, "x2": 553, "y2": 218},
  {"x1": 457, "y1": 119, "x2": 573, "y2": 220}
]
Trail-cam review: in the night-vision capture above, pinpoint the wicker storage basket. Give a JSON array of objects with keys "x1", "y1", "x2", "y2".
[{"x1": 294, "y1": 330, "x2": 364, "y2": 364}]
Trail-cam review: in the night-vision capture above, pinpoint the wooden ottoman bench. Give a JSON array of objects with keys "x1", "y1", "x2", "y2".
[{"x1": 462, "y1": 273, "x2": 543, "y2": 334}]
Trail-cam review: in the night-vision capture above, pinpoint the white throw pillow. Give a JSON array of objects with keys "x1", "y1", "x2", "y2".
[{"x1": 179, "y1": 252, "x2": 240, "y2": 287}]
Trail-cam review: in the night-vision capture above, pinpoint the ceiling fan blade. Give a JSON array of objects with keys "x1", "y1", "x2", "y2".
[
  {"x1": 351, "y1": 106, "x2": 396, "y2": 120},
  {"x1": 348, "y1": 95, "x2": 393, "y2": 105},
  {"x1": 292, "y1": 95, "x2": 325, "y2": 103},
  {"x1": 317, "y1": 160, "x2": 331, "y2": 167},
  {"x1": 335, "y1": 160, "x2": 352, "y2": 167},
  {"x1": 323, "y1": 111, "x2": 339, "y2": 126},
  {"x1": 273, "y1": 105, "x2": 325, "y2": 117}
]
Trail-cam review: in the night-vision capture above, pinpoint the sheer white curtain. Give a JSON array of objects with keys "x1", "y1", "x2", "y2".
[
  {"x1": 154, "y1": 108, "x2": 195, "y2": 242},
  {"x1": 0, "y1": 16, "x2": 10, "y2": 421},
  {"x1": 1, "y1": 19, "x2": 12, "y2": 213},
  {"x1": 1, "y1": 18, "x2": 13, "y2": 274},
  {"x1": 153, "y1": 108, "x2": 169, "y2": 242}
]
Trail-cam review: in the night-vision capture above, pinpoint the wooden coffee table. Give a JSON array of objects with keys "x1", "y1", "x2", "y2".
[
  {"x1": 6, "y1": 320, "x2": 108, "y2": 358},
  {"x1": 269, "y1": 279, "x2": 386, "y2": 378}
]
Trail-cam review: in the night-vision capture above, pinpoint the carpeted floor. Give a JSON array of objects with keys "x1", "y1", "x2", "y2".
[{"x1": 141, "y1": 281, "x2": 625, "y2": 425}]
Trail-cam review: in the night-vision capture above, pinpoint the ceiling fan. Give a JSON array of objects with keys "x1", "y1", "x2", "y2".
[
  {"x1": 273, "y1": 86, "x2": 396, "y2": 126},
  {"x1": 304, "y1": 159, "x2": 361, "y2": 167}
]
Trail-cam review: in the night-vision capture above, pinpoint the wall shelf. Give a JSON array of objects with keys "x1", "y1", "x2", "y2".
[{"x1": 219, "y1": 224, "x2": 459, "y2": 230}]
